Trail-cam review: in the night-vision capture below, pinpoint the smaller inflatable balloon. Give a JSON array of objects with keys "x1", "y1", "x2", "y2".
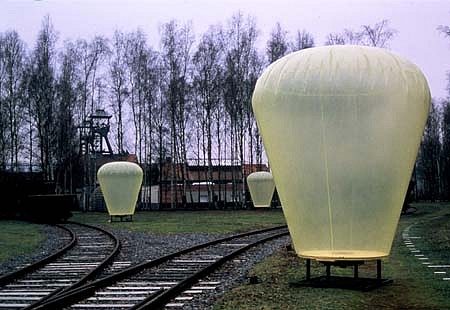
[
  {"x1": 247, "y1": 171, "x2": 275, "y2": 208},
  {"x1": 97, "y1": 161, "x2": 143, "y2": 216}
]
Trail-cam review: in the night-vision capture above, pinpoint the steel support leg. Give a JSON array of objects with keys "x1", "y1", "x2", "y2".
[
  {"x1": 377, "y1": 259, "x2": 381, "y2": 280},
  {"x1": 306, "y1": 259, "x2": 311, "y2": 280}
]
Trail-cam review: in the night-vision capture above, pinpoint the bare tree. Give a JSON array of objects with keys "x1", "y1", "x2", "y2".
[
  {"x1": 160, "y1": 20, "x2": 194, "y2": 208},
  {"x1": 1, "y1": 31, "x2": 25, "y2": 172},
  {"x1": 291, "y1": 30, "x2": 315, "y2": 52},
  {"x1": 266, "y1": 22, "x2": 289, "y2": 64},
  {"x1": 28, "y1": 16, "x2": 58, "y2": 180},
  {"x1": 109, "y1": 30, "x2": 129, "y2": 154},
  {"x1": 326, "y1": 20, "x2": 396, "y2": 47},
  {"x1": 76, "y1": 36, "x2": 109, "y2": 123},
  {"x1": 247, "y1": 51, "x2": 264, "y2": 169},
  {"x1": 193, "y1": 25, "x2": 224, "y2": 207},
  {"x1": 326, "y1": 29, "x2": 361, "y2": 45},
  {"x1": 224, "y1": 12, "x2": 260, "y2": 208},
  {"x1": 126, "y1": 29, "x2": 149, "y2": 163},
  {"x1": 435, "y1": 23, "x2": 450, "y2": 200},
  {"x1": 360, "y1": 19, "x2": 397, "y2": 48},
  {"x1": 55, "y1": 41, "x2": 80, "y2": 193},
  {"x1": 137, "y1": 48, "x2": 159, "y2": 208},
  {"x1": 325, "y1": 33, "x2": 347, "y2": 45},
  {"x1": 20, "y1": 59, "x2": 33, "y2": 172},
  {"x1": 440, "y1": 98, "x2": 450, "y2": 200},
  {"x1": 124, "y1": 29, "x2": 160, "y2": 208},
  {"x1": 0, "y1": 33, "x2": 7, "y2": 170},
  {"x1": 152, "y1": 55, "x2": 171, "y2": 208},
  {"x1": 438, "y1": 24, "x2": 450, "y2": 37},
  {"x1": 416, "y1": 100, "x2": 441, "y2": 200}
]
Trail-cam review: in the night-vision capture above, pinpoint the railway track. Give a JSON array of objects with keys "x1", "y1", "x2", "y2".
[
  {"x1": 0, "y1": 222, "x2": 120, "y2": 309},
  {"x1": 31, "y1": 225, "x2": 289, "y2": 310}
]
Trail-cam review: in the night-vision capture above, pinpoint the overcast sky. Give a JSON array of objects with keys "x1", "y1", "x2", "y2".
[{"x1": 1, "y1": 0, "x2": 450, "y2": 99}]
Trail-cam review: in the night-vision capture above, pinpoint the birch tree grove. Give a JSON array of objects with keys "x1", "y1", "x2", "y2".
[
  {"x1": 126, "y1": 29, "x2": 148, "y2": 163},
  {"x1": 160, "y1": 20, "x2": 194, "y2": 208},
  {"x1": 266, "y1": 22, "x2": 289, "y2": 64},
  {"x1": 291, "y1": 30, "x2": 315, "y2": 51},
  {"x1": 417, "y1": 100, "x2": 441, "y2": 200},
  {"x1": 193, "y1": 25, "x2": 224, "y2": 206},
  {"x1": 0, "y1": 34, "x2": 6, "y2": 170},
  {"x1": 28, "y1": 16, "x2": 58, "y2": 180},
  {"x1": 2, "y1": 31, "x2": 25, "y2": 172},
  {"x1": 1, "y1": 13, "x2": 447, "y2": 204},
  {"x1": 77, "y1": 36, "x2": 109, "y2": 124},
  {"x1": 55, "y1": 42, "x2": 79, "y2": 192},
  {"x1": 440, "y1": 100, "x2": 450, "y2": 200},
  {"x1": 224, "y1": 13, "x2": 264, "y2": 207},
  {"x1": 110, "y1": 30, "x2": 129, "y2": 154},
  {"x1": 325, "y1": 19, "x2": 396, "y2": 47}
]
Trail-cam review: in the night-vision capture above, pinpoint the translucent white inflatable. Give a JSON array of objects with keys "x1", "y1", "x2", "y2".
[
  {"x1": 97, "y1": 161, "x2": 143, "y2": 217},
  {"x1": 252, "y1": 45, "x2": 430, "y2": 260},
  {"x1": 247, "y1": 171, "x2": 275, "y2": 208}
]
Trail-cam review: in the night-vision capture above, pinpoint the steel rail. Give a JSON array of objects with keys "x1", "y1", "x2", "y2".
[
  {"x1": 131, "y1": 229, "x2": 289, "y2": 310},
  {"x1": 23, "y1": 221, "x2": 121, "y2": 310},
  {"x1": 58, "y1": 221, "x2": 121, "y2": 291},
  {"x1": 0, "y1": 224, "x2": 76, "y2": 287},
  {"x1": 32, "y1": 225, "x2": 288, "y2": 310}
]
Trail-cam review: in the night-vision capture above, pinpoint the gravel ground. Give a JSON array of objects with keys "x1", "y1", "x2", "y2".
[
  {"x1": 97, "y1": 226, "x2": 290, "y2": 309},
  {"x1": 0, "y1": 223, "x2": 290, "y2": 309},
  {"x1": 98, "y1": 227, "x2": 224, "y2": 268},
  {"x1": 181, "y1": 235, "x2": 291, "y2": 310}
]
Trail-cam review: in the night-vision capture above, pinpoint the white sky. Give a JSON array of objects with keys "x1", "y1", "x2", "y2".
[{"x1": 1, "y1": 0, "x2": 450, "y2": 99}]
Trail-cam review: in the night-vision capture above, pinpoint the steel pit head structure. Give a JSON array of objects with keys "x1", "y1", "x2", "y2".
[
  {"x1": 252, "y1": 45, "x2": 430, "y2": 261},
  {"x1": 247, "y1": 171, "x2": 275, "y2": 208},
  {"x1": 97, "y1": 161, "x2": 143, "y2": 217}
]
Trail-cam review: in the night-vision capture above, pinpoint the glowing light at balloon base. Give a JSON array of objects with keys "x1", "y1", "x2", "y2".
[{"x1": 299, "y1": 250, "x2": 387, "y2": 261}]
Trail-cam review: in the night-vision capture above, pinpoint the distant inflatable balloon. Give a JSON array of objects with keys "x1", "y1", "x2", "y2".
[
  {"x1": 252, "y1": 45, "x2": 430, "y2": 260},
  {"x1": 97, "y1": 162, "x2": 143, "y2": 217},
  {"x1": 247, "y1": 171, "x2": 275, "y2": 208}
]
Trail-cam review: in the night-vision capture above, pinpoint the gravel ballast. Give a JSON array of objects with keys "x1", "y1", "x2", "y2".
[{"x1": 0, "y1": 221, "x2": 290, "y2": 309}]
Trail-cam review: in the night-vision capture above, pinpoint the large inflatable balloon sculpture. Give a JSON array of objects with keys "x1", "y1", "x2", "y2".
[{"x1": 252, "y1": 46, "x2": 430, "y2": 273}]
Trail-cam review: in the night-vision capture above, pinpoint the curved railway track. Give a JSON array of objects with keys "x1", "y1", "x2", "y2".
[
  {"x1": 32, "y1": 225, "x2": 289, "y2": 310},
  {"x1": 0, "y1": 221, "x2": 120, "y2": 309}
]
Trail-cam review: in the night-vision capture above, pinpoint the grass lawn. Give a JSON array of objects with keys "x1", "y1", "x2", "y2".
[
  {"x1": 0, "y1": 221, "x2": 45, "y2": 264},
  {"x1": 213, "y1": 203, "x2": 450, "y2": 309},
  {"x1": 70, "y1": 209, "x2": 287, "y2": 234}
]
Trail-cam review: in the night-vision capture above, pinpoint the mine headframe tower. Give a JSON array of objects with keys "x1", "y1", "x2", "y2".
[
  {"x1": 78, "y1": 109, "x2": 113, "y2": 210},
  {"x1": 79, "y1": 109, "x2": 113, "y2": 156}
]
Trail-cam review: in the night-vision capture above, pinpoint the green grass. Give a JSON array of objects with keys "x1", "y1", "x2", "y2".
[
  {"x1": 213, "y1": 203, "x2": 450, "y2": 309},
  {"x1": 0, "y1": 221, "x2": 45, "y2": 264},
  {"x1": 71, "y1": 209, "x2": 287, "y2": 234}
]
